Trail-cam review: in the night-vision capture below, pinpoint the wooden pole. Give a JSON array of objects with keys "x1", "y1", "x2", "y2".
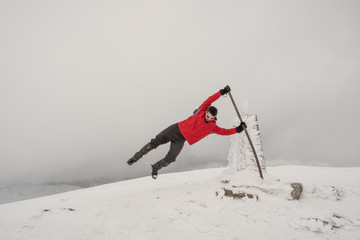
[{"x1": 228, "y1": 92, "x2": 264, "y2": 179}]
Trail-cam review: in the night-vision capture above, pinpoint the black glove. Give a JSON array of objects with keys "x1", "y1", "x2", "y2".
[
  {"x1": 220, "y1": 85, "x2": 231, "y2": 95},
  {"x1": 236, "y1": 122, "x2": 247, "y2": 133}
]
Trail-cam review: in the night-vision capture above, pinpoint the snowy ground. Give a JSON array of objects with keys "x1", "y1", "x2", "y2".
[{"x1": 0, "y1": 165, "x2": 359, "y2": 240}]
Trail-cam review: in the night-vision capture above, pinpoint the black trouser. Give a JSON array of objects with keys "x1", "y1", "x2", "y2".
[{"x1": 150, "y1": 123, "x2": 186, "y2": 164}]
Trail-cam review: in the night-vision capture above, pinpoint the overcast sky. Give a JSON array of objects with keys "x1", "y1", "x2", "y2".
[{"x1": 1, "y1": 0, "x2": 359, "y2": 185}]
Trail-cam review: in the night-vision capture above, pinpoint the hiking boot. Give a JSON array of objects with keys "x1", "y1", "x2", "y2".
[
  {"x1": 127, "y1": 142, "x2": 153, "y2": 165},
  {"x1": 151, "y1": 165, "x2": 158, "y2": 179},
  {"x1": 151, "y1": 158, "x2": 170, "y2": 179}
]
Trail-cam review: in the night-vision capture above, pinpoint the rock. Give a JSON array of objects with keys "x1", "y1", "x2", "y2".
[
  {"x1": 330, "y1": 214, "x2": 346, "y2": 228},
  {"x1": 290, "y1": 183, "x2": 303, "y2": 200},
  {"x1": 216, "y1": 188, "x2": 258, "y2": 200}
]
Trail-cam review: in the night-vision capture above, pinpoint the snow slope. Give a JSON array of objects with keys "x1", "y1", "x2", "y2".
[{"x1": 0, "y1": 166, "x2": 359, "y2": 240}]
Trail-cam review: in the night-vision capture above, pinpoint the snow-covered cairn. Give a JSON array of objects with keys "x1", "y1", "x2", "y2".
[
  {"x1": 217, "y1": 109, "x2": 303, "y2": 201},
  {"x1": 227, "y1": 114, "x2": 266, "y2": 173}
]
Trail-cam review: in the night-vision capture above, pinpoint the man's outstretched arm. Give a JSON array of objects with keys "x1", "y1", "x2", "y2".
[
  {"x1": 212, "y1": 121, "x2": 247, "y2": 136},
  {"x1": 198, "y1": 86, "x2": 231, "y2": 111}
]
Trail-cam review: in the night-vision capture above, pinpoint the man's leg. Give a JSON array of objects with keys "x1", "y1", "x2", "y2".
[
  {"x1": 127, "y1": 142, "x2": 153, "y2": 165},
  {"x1": 127, "y1": 124, "x2": 176, "y2": 165},
  {"x1": 151, "y1": 139, "x2": 185, "y2": 179}
]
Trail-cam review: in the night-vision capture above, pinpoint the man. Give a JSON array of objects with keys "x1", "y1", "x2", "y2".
[{"x1": 127, "y1": 85, "x2": 247, "y2": 179}]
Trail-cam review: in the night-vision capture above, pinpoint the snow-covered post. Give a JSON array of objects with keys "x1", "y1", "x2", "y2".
[{"x1": 227, "y1": 113, "x2": 266, "y2": 173}]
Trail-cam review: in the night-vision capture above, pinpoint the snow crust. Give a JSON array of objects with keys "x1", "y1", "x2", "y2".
[{"x1": 0, "y1": 166, "x2": 359, "y2": 240}]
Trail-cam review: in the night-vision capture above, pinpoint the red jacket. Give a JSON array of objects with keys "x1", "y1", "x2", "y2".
[{"x1": 178, "y1": 91, "x2": 237, "y2": 145}]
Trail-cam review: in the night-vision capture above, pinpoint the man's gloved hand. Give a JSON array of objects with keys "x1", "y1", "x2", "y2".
[
  {"x1": 236, "y1": 122, "x2": 247, "y2": 133},
  {"x1": 220, "y1": 85, "x2": 231, "y2": 95}
]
